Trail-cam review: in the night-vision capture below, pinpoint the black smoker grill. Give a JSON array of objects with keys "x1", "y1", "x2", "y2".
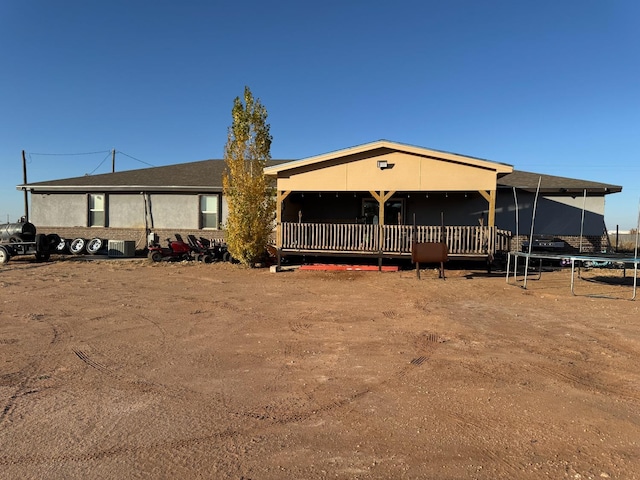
[{"x1": 521, "y1": 235, "x2": 567, "y2": 252}]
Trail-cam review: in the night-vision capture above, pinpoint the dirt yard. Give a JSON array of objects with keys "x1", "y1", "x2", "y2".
[{"x1": 1, "y1": 256, "x2": 639, "y2": 479}]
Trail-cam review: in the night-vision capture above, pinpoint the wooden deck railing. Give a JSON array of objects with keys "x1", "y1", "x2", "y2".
[{"x1": 280, "y1": 222, "x2": 512, "y2": 256}]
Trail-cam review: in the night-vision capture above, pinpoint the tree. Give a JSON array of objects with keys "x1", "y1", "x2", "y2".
[{"x1": 222, "y1": 86, "x2": 275, "y2": 266}]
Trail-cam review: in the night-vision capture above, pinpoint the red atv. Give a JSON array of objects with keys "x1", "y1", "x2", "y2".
[{"x1": 148, "y1": 236, "x2": 193, "y2": 262}]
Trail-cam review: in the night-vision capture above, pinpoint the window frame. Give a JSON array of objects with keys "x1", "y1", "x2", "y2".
[
  {"x1": 88, "y1": 193, "x2": 107, "y2": 227},
  {"x1": 199, "y1": 194, "x2": 220, "y2": 230}
]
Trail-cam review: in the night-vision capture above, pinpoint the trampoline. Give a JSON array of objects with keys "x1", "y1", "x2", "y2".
[
  {"x1": 506, "y1": 251, "x2": 638, "y2": 300},
  {"x1": 505, "y1": 178, "x2": 639, "y2": 300}
]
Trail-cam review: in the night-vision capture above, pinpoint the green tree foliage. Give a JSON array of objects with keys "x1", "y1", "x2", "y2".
[{"x1": 222, "y1": 87, "x2": 275, "y2": 266}]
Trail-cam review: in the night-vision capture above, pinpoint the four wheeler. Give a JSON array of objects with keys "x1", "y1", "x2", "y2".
[{"x1": 147, "y1": 236, "x2": 193, "y2": 262}]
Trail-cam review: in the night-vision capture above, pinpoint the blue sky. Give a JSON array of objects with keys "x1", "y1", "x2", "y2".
[{"x1": 1, "y1": 1, "x2": 639, "y2": 229}]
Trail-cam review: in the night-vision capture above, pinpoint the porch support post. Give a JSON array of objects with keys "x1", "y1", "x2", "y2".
[
  {"x1": 276, "y1": 190, "x2": 291, "y2": 248},
  {"x1": 478, "y1": 189, "x2": 497, "y2": 227},
  {"x1": 369, "y1": 190, "x2": 395, "y2": 250}
]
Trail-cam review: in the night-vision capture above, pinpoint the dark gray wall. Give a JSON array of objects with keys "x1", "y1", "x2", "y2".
[{"x1": 495, "y1": 191, "x2": 607, "y2": 236}]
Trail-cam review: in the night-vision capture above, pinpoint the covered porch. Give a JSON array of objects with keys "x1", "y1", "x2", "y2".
[
  {"x1": 274, "y1": 188, "x2": 512, "y2": 264},
  {"x1": 265, "y1": 141, "x2": 515, "y2": 266}
]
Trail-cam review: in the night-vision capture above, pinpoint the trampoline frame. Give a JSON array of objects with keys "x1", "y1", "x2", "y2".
[{"x1": 506, "y1": 251, "x2": 638, "y2": 300}]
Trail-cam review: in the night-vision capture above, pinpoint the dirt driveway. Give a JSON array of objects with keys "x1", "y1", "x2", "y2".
[{"x1": 1, "y1": 257, "x2": 639, "y2": 479}]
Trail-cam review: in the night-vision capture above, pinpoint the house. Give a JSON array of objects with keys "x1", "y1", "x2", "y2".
[{"x1": 18, "y1": 140, "x2": 621, "y2": 259}]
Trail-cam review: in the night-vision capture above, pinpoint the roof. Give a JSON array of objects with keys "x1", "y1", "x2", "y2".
[
  {"x1": 18, "y1": 159, "x2": 290, "y2": 193},
  {"x1": 264, "y1": 139, "x2": 514, "y2": 175},
  {"x1": 498, "y1": 170, "x2": 622, "y2": 195},
  {"x1": 17, "y1": 149, "x2": 622, "y2": 197}
]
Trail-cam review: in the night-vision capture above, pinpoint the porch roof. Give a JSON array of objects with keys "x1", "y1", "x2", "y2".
[{"x1": 498, "y1": 170, "x2": 622, "y2": 195}]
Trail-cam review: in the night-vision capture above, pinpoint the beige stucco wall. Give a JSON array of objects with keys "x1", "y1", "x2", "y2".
[
  {"x1": 147, "y1": 194, "x2": 199, "y2": 229},
  {"x1": 29, "y1": 192, "x2": 224, "y2": 231},
  {"x1": 31, "y1": 193, "x2": 87, "y2": 227},
  {"x1": 109, "y1": 194, "x2": 146, "y2": 228},
  {"x1": 274, "y1": 151, "x2": 500, "y2": 192}
]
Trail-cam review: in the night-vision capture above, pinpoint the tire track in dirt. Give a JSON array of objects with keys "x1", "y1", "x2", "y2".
[
  {"x1": 0, "y1": 426, "x2": 242, "y2": 467},
  {"x1": 433, "y1": 405, "x2": 529, "y2": 476},
  {"x1": 67, "y1": 333, "x2": 214, "y2": 402},
  {"x1": 0, "y1": 317, "x2": 71, "y2": 425},
  {"x1": 0, "y1": 310, "x2": 444, "y2": 468},
  {"x1": 496, "y1": 327, "x2": 640, "y2": 403},
  {"x1": 528, "y1": 362, "x2": 640, "y2": 402},
  {"x1": 73, "y1": 349, "x2": 112, "y2": 373},
  {"x1": 249, "y1": 328, "x2": 445, "y2": 425},
  {"x1": 406, "y1": 303, "x2": 529, "y2": 476}
]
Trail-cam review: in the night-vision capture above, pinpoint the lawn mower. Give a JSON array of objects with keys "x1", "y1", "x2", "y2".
[
  {"x1": 148, "y1": 236, "x2": 193, "y2": 262},
  {"x1": 187, "y1": 235, "x2": 232, "y2": 262}
]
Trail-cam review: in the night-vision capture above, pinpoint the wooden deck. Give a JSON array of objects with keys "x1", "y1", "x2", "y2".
[{"x1": 279, "y1": 223, "x2": 512, "y2": 259}]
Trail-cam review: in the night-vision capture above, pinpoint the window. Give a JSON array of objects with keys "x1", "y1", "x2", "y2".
[
  {"x1": 89, "y1": 194, "x2": 106, "y2": 227},
  {"x1": 362, "y1": 198, "x2": 405, "y2": 225},
  {"x1": 200, "y1": 195, "x2": 219, "y2": 229}
]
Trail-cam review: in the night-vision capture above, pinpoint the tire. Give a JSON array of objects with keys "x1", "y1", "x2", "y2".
[
  {"x1": 222, "y1": 251, "x2": 231, "y2": 263},
  {"x1": 0, "y1": 247, "x2": 9, "y2": 264},
  {"x1": 47, "y1": 234, "x2": 62, "y2": 249},
  {"x1": 69, "y1": 238, "x2": 86, "y2": 255},
  {"x1": 36, "y1": 234, "x2": 49, "y2": 253},
  {"x1": 56, "y1": 238, "x2": 68, "y2": 253},
  {"x1": 201, "y1": 254, "x2": 212, "y2": 264},
  {"x1": 148, "y1": 251, "x2": 163, "y2": 262},
  {"x1": 86, "y1": 238, "x2": 103, "y2": 254}
]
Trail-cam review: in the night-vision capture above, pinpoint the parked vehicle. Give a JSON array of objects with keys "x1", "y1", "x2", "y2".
[
  {"x1": 147, "y1": 236, "x2": 193, "y2": 262},
  {"x1": 0, "y1": 222, "x2": 60, "y2": 264}
]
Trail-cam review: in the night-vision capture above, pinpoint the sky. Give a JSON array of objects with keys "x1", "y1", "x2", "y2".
[{"x1": 1, "y1": 0, "x2": 639, "y2": 230}]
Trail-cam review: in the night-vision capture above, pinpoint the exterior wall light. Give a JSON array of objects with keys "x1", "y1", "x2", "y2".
[{"x1": 377, "y1": 160, "x2": 388, "y2": 170}]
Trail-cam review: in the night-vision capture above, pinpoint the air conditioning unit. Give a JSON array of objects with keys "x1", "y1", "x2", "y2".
[{"x1": 107, "y1": 240, "x2": 136, "y2": 258}]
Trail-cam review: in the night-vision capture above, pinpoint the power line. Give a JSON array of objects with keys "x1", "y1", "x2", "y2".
[
  {"x1": 28, "y1": 150, "x2": 111, "y2": 156},
  {"x1": 116, "y1": 150, "x2": 155, "y2": 167},
  {"x1": 88, "y1": 151, "x2": 114, "y2": 175},
  {"x1": 25, "y1": 149, "x2": 156, "y2": 174}
]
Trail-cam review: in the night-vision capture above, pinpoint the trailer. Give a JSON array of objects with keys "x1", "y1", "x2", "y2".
[{"x1": 0, "y1": 222, "x2": 60, "y2": 264}]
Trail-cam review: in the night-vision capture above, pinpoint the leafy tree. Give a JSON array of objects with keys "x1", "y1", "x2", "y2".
[{"x1": 222, "y1": 86, "x2": 275, "y2": 266}]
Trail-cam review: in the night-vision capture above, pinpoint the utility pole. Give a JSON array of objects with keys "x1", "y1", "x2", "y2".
[
  {"x1": 112, "y1": 149, "x2": 116, "y2": 173},
  {"x1": 22, "y1": 150, "x2": 29, "y2": 222}
]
